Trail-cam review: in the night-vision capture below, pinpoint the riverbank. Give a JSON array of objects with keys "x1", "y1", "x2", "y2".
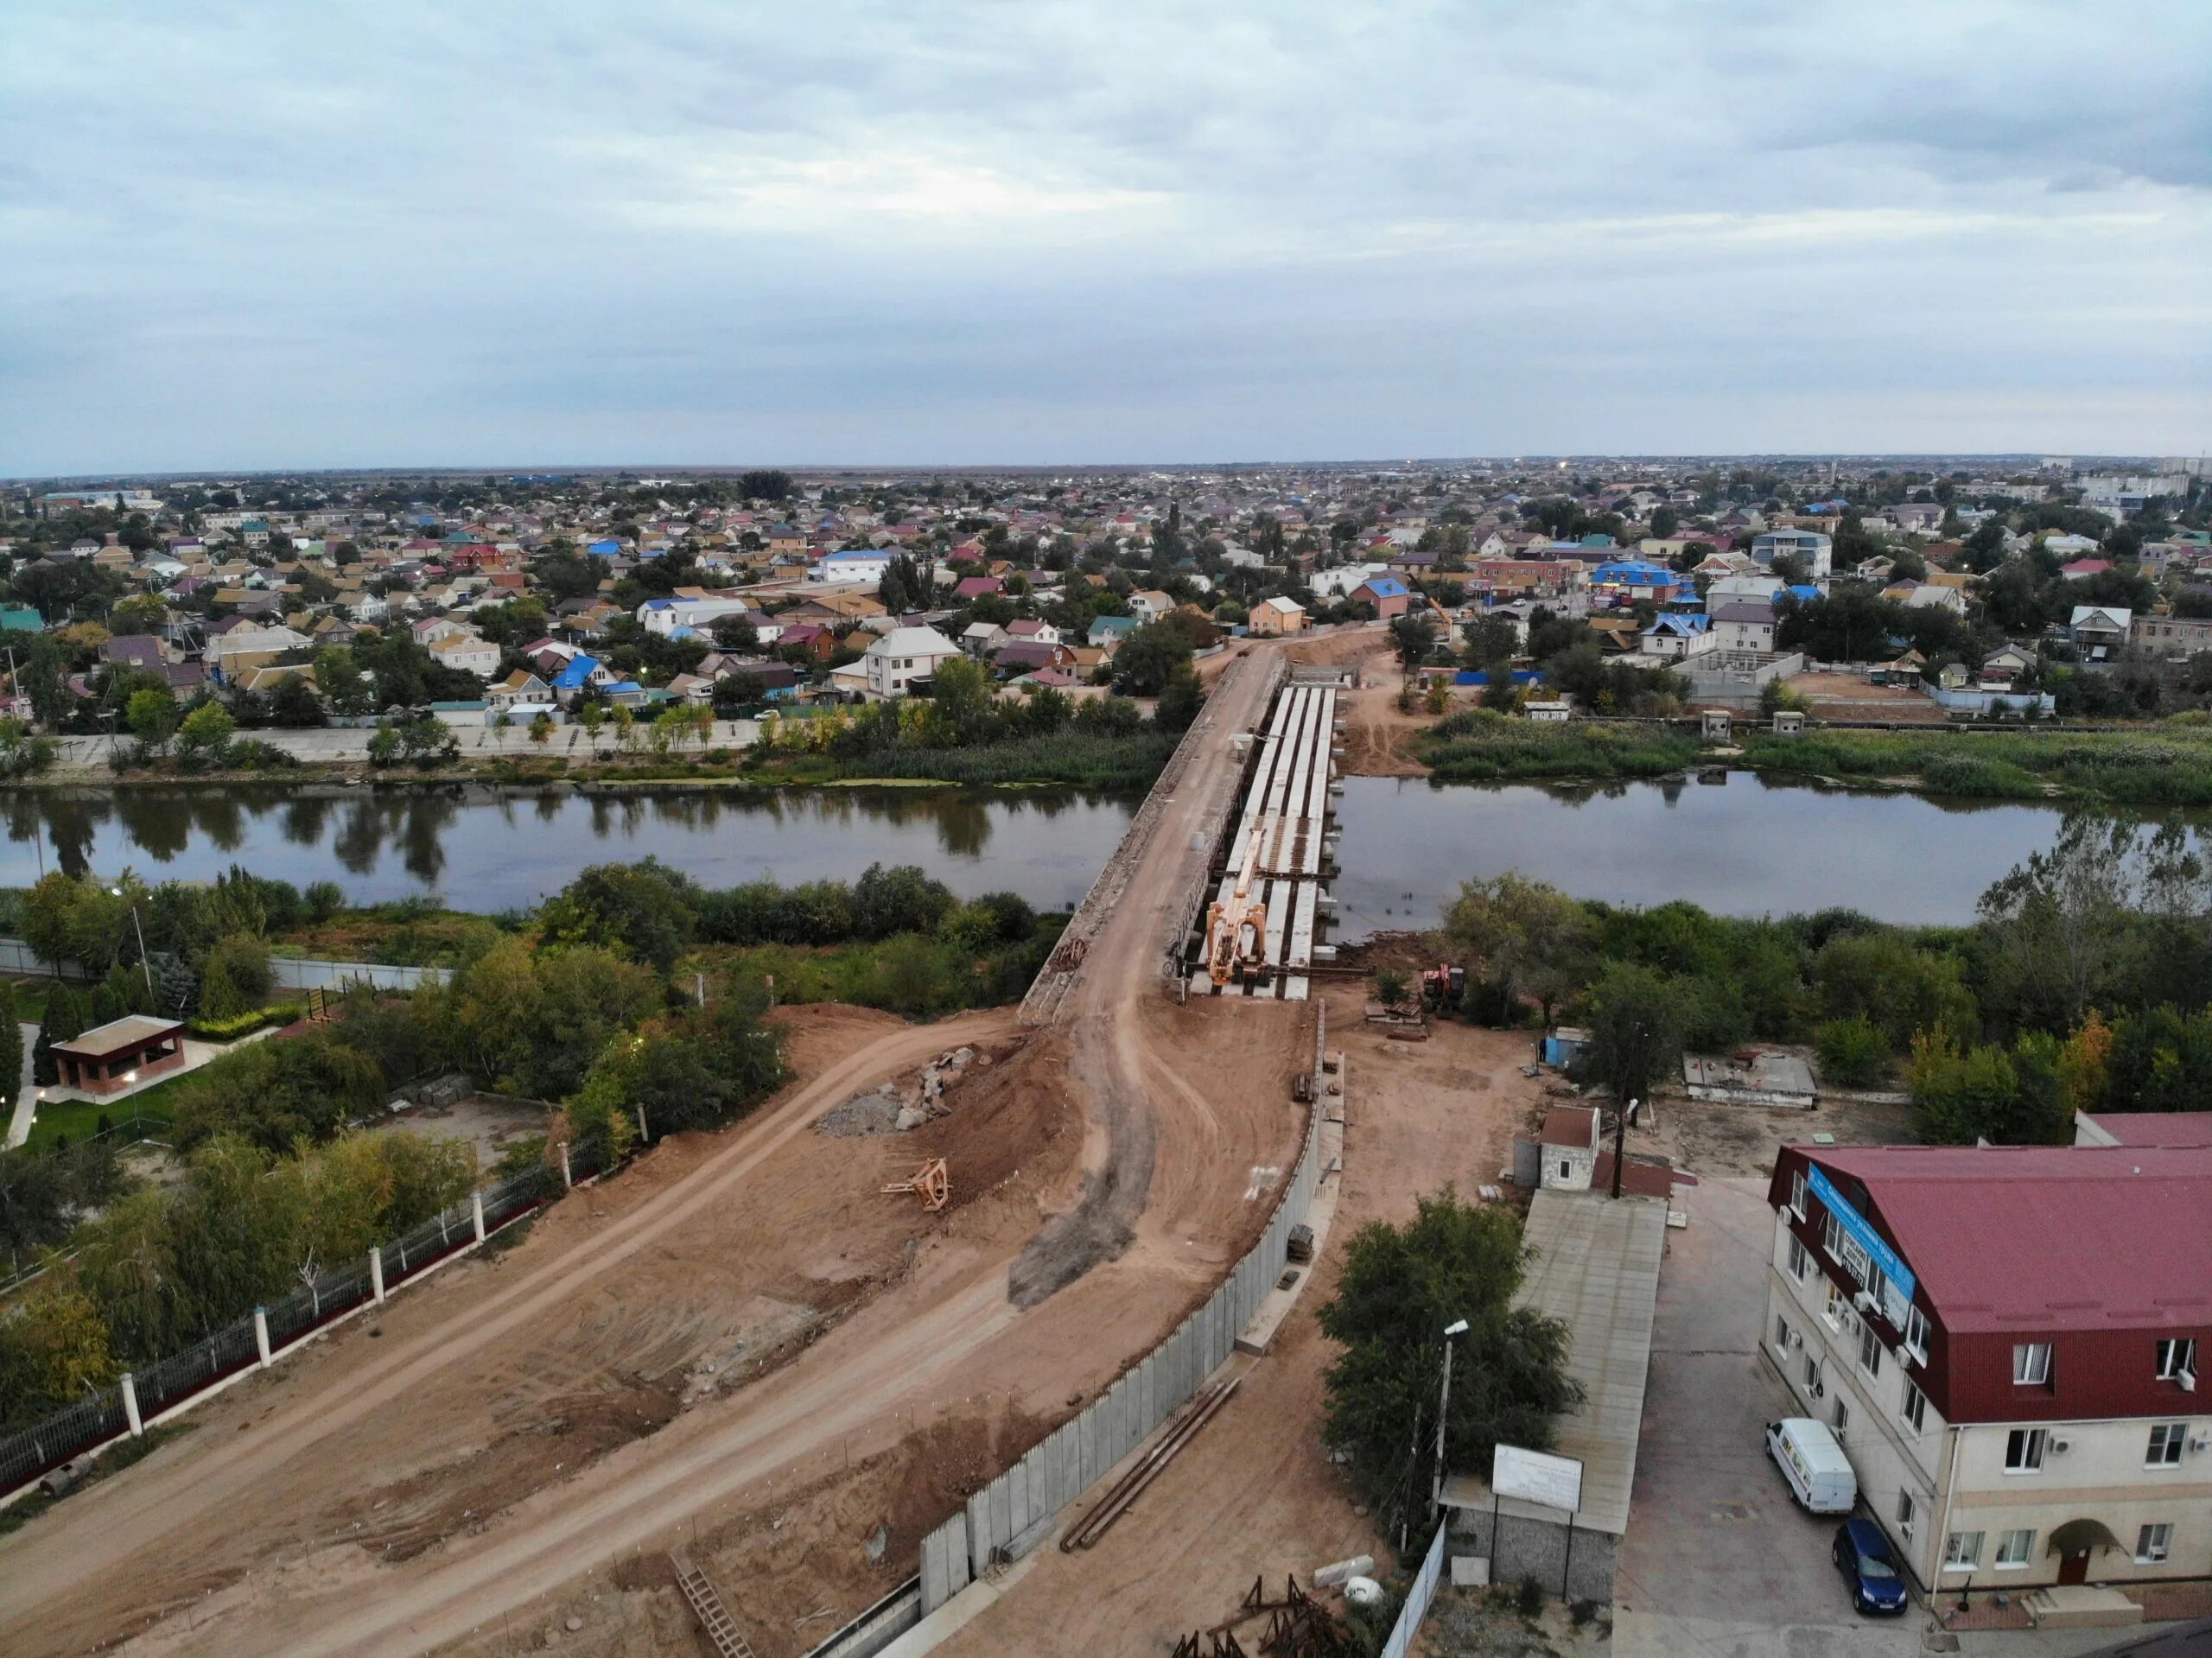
[{"x1": 1406, "y1": 707, "x2": 2212, "y2": 807}]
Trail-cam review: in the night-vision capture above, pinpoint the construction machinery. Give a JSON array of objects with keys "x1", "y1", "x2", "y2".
[
  {"x1": 881, "y1": 1158, "x2": 950, "y2": 1211},
  {"x1": 1420, "y1": 962, "x2": 1466, "y2": 1007},
  {"x1": 1205, "y1": 812, "x2": 1274, "y2": 987}
]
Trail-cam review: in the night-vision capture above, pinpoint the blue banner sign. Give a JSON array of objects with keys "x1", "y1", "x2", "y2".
[{"x1": 1808, "y1": 1165, "x2": 1916, "y2": 1325}]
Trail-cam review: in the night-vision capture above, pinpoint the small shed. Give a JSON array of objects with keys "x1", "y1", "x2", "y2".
[
  {"x1": 1700, "y1": 708, "x2": 1732, "y2": 740},
  {"x1": 1770, "y1": 709, "x2": 1805, "y2": 736},
  {"x1": 50, "y1": 1015, "x2": 187, "y2": 1096},
  {"x1": 1542, "y1": 1026, "x2": 1591, "y2": 1068}
]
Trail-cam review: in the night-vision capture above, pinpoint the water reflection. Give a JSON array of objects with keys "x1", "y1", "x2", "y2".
[
  {"x1": 1331, "y1": 772, "x2": 2208, "y2": 934},
  {"x1": 0, "y1": 783, "x2": 1135, "y2": 913}
]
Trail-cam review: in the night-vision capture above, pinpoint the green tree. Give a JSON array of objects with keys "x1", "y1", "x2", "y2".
[
  {"x1": 0, "y1": 981, "x2": 22, "y2": 1108},
  {"x1": 125, "y1": 686, "x2": 178, "y2": 749},
  {"x1": 1319, "y1": 1189, "x2": 1581, "y2": 1540},
  {"x1": 175, "y1": 702, "x2": 237, "y2": 765},
  {"x1": 1390, "y1": 611, "x2": 1439, "y2": 669},
  {"x1": 538, "y1": 859, "x2": 701, "y2": 972},
  {"x1": 197, "y1": 931, "x2": 275, "y2": 1020},
  {"x1": 1112, "y1": 619, "x2": 1196, "y2": 696},
  {"x1": 1814, "y1": 1016, "x2": 1890, "y2": 1088},
  {"x1": 0, "y1": 1281, "x2": 117, "y2": 1426},
  {"x1": 1154, "y1": 660, "x2": 1203, "y2": 731},
  {"x1": 1578, "y1": 961, "x2": 1686, "y2": 1106},
  {"x1": 1443, "y1": 874, "x2": 1593, "y2": 1028},
  {"x1": 314, "y1": 647, "x2": 371, "y2": 715}
]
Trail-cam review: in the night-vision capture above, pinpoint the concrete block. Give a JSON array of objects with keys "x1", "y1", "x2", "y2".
[
  {"x1": 1007, "y1": 1458, "x2": 1031, "y2": 1538},
  {"x1": 1313, "y1": 1554, "x2": 1375, "y2": 1589},
  {"x1": 1449, "y1": 1556, "x2": 1491, "y2": 1589},
  {"x1": 988, "y1": 1479, "x2": 1013, "y2": 1559},
  {"x1": 965, "y1": 1490, "x2": 993, "y2": 1579}
]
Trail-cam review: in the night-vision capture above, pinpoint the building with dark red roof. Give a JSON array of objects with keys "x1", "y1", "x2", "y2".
[{"x1": 1764, "y1": 1129, "x2": 2211, "y2": 1598}]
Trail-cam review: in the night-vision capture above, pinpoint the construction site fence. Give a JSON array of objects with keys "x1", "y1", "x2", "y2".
[
  {"x1": 1379, "y1": 1523, "x2": 1448, "y2": 1658},
  {"x1": 0, "y1": 937, "x2": 448, "y2": 992},
  {"x1": 0, "y1": 1149, "x2": 591, "y2": 1503},
  {"x1": 915, "y1": 1001, "x2": 1329, "y2": 1619}
]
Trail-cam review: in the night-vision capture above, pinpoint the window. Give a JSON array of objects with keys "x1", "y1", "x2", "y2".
[
  {"x1": 2005, "y1": 1428, "x2": 2048, "y2": 1473},
  {"x1": 1823, "y1": 1209, "x2": 1844, "y2": 1260},
  {"x1": 1825, "y1": 1281, "x2": 1854, "y2": 1336},
  {"x1": 1790, "y1": 1170, "x2": 1807, "y2": 1219},
  {"x1": 1902, "y1": 1378, "x2": 1928, "y2": 1433},
  {"x1": 1802, "y1": 1354, "x2": 1821, "y2": 1392},
  {"x1": 1774, "y1": 1315, "x2": 1792, "y2": 1356},
  {"x1": 1559, "y1": 1159, "x2": 1572, "y2": 1181},
  {"x1": 1832, "y1": 1397, "x2": 1849, "y2": 1439},
  {"x1": 1859, "y1": 1324, "x2": 1884, "y2": 1380},
  {"x1": 1895, "y1": 1490, "x2": 1916, "y2": 1540},
  {"x1": 1787, "y1": 1236, "x2": 1809, "y2": 1282},
  {"x1": 1995, "y1": 1529, "x2": 2036, "y2": 1569},
  {"x1": 2147, "y1": 1423, "x2": 2187, "y2": 1467},
  {"x1": 2157, "y1": 1337, "x2": 2197, "y2": 1382},
  {"x1": 2137, "y1": 1523, "x2": 2173, "y2": 1566},
  {"x1": 2013, "y1": 1343, "x2": 2053, "y2": 1387},
  {"x1": 1904, "y1": 1305, "x2": 1931, "y2": 1364},
  {"x1": 1944, "y1": 1531, "x2": 1985, "y2": 1571}
]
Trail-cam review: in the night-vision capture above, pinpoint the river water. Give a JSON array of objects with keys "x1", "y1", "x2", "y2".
[
  {"x1": 0, "y1": 785, "x2": 1138, "y2": 913},
  {"x1": 1327, "y1": 772, "x2": 2152, "y2": 935}
]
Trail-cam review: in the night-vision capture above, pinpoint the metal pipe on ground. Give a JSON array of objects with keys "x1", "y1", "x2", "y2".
[{"x1": 1062, "y1": 1375, "x2": 1243, "y2": 1551}]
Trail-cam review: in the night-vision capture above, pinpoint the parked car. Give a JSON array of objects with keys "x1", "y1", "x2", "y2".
[
  {"x1": 1765, "y1": 1417, "x2": 1856, "y2": 1513},
  {"x1": 1832, "y1": 1517, "x2": 1909, "y2": 1616}
]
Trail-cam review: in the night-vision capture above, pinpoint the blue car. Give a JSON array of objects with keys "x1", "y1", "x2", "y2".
[{"x1": 1832, "y1": 1517, "x2": 1909, "y2": 1615}]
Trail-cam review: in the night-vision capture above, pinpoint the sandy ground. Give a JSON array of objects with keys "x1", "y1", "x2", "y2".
[
  {"x1": 933, "y1": 976, "x2": 1548, "y2": 1657},
  {"x1": 3, "y1": 645, "x2": 1322, "y2": 1658},
  {"x1": 369, "y1": 1094, "x2": 555, "y2": 1170},
  {"x1": 1789, "y1": 670, "x2": 1948, "y2": 725}
]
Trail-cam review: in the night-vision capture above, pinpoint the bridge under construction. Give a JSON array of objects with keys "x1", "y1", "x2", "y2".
[{"x1": 1190, "y1": 669, "x2": 1346, "y2": 1001}]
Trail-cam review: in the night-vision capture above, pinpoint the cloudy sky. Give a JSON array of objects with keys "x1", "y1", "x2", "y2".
[{"x1": 3, "y1": 0, "x2": 2207, "y2": 473}]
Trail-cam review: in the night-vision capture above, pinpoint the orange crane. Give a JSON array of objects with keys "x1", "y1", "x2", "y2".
[{"x1": 1205, "y1": 812, "x2": 1274, "y2": 986}]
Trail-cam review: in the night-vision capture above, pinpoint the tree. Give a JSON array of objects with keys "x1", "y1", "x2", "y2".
[
  {"x1": 1154, "y1": 660, "x2": 1203, "y2": 730},
  {"x1": 1578, "y1": 961, "x2": 1685, "y2": 1106},
  {"x1": 125, "y1": 685, "x2": 177, "y2": 750},
  {"x1": 1443, "y1": 874, "x2": 1593, "y2": 1028},
  {"x1": 1390, "y1": 611, "x2": 1438, "y2": 670},
  {"x1": 314, "y1": 647, "x2": 371, "y2": 715},
  {"x1": 0, "y1": 1281, "x2": 117, "y2": 1426},
  {"x1": 537, "y1": 859, "x2": 701, "y2": 972},
  {"x1": 1113, "y1": 619, "x2": 1195, "y2": 696},
  {"x1": 198, "y1": 932, "x2": 275, "y2": 1020},
  {"x1": 0, "y1": 981, "x2": 21, "y2": 1109},
  {"x1": 1319, "y1": 1190, "x2": 1581, "y2": 1540},
  {"x1": 175, "y1": 702, "x2": 236, "y2": 765}
]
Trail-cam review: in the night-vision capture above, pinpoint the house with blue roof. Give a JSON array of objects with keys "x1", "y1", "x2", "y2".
[
  {"x1": 1589, "y1": 559, "x2": 1689, "y2": 607},
  {"x1": 1638, "y1": 611, "x2": 1713, "y2": 660},
  {"x1": 550, "y1": 653, "x2": 615, "y2": 705},
  {"x1": 586, "y1": 537, "x2": 623, "y2": 557},
  {"x1": 1351, "y1": 575, "x2": 1413, "y2": 618}
]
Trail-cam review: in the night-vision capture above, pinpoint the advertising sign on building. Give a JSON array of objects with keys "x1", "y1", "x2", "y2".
[{"x1": 1492, "y1": 1445, "x2": 1583, "y2": 1515}]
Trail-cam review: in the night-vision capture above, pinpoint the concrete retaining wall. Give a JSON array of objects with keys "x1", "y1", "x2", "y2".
[
  {"x1": 917, "y1": 1000, "x2": 1329, "y2": 1613},
  {"x1": 270, "y1": 956, "x2": 449, "y2": 992}
]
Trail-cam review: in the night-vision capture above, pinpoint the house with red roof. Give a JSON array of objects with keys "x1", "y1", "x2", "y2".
[{"x1": 1764, "y1": 1122, "x2": 2212, "y2": 1597}]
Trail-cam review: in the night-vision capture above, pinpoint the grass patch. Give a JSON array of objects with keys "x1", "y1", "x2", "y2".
[
  {"x1": 748, "y1": 730, "x2": 1178, "y2": 790},
  {"x1": 1415, "y1": 713, "x2": 1702, "y2": 782},
  {"x1": 22, "y1": 1070, "x2": 187, "y2": 1151},
  {"x1": 1740, "y1": 725, "x2": 2212, "y2": 805}
]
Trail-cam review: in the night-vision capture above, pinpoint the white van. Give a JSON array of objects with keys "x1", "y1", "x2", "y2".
[{"x1": 1766, "y1": 1418, "x2": 1856, "y2": 1515}]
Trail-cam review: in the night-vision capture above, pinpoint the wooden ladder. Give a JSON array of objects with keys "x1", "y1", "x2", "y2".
[{"x1": 670, "y1": 1551, "x2": 757, "y2": 1658}]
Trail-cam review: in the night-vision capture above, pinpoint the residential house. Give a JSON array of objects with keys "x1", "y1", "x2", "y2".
[
  {"x1": 1088, "y1": 616, "x2": 1140, "y2": 651},
  {"x1": 1127, "y1": 590, "x2": 1176, "y2": 623},
  {"x1": 2131, "y1": 614, "x2": 2212, "y2": 658},
  {"x1": 1750, "y1": 530, "x2": 1835, "y2": 578},
  {"x1": 1351, "y1": 576, "x2": 1413, "y2": 619},
  {"x1": 2069, "y1": 607, "x2": 2133, "y2": 658},
  {"x1": 487, "y1": 670, "x2": 553, "y2": 711},
  {"x1": 1639, "y1": 612, "x2": 1714, "y2": 659},
  {"x1": 1589, "y1": 560, "x2": 1690, "y2": 607},
  {"x1": 428, "y1": 632, "x2": 501, "y2": 679},
  {"x1": 1764, "y1": 1129, "x2": 2212, "y2": 1595},
  {"x1": 862, "y1": 626, "x2": 962, "y2": 700},
  {"x1": 1002, "y1": 618, "x2": 1062, "y2": 647},
  {"x1": 809, "y1": 549, "x2": 893, "y2": 588},
  {"x1": 1249, "y1": 595, "x2": 1308, "y2": 636},
  {"x1": 639, "y1": 594, "x2": 753, "y2": 636},
  {"x1": 1708, "y1": 601, "x2": 1777, "y2": 654},
  {"x1": 776, "y1": 621, "x2": 837, "y2": 662},
  {"x1": 205, "y1": 625, "x2": 313, "y2": 681},
  {"x1": 962, "y1": 621, "x2": 1008, "y2": 658}
]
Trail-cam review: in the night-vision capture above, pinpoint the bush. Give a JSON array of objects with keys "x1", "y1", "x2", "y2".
[
  {"x1": 198, "y1": 932, "x2": 275, "y2": 1020},
  {"x1": 185, "y1": 1003, "x2": 304, "y2": 1041},
  {"x1": 1815, "y1": 1016, "x2": 1891, "y2": 1087}
]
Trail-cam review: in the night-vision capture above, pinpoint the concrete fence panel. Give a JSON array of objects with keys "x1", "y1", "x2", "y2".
[{"x1": 920, "y1": 1515, "x2": 969, "y2": 1610}]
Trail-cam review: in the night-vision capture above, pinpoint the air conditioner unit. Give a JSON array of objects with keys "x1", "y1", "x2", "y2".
[
  {"x1": 1789, "y1": 1331, "x2": 1805, "y2": 1350},
  {"x1": 2188, "y1": 1438, "x2": 2209, "y2": 1454},
  {"x1": 1812, "y1": 1381, "x2": 1826, "y2": 1399},
  {"x1": 1853, "y1": 1290, "x2": 1879, "y2": 1315},
  {"x1": 2049, "y1": 1438, "x2": 2072, "y2": 1455},
  {"x1": 2180, "y1": 1370, "x2": 2197, "y2": 1394}
]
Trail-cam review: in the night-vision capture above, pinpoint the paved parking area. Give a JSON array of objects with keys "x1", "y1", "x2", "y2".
[
  {"x1": 1616, "y1": 1176, "x2": 1921, "y2": 1658},
  {"x1": 1612, "y1": 1177, "x2": 2187, "y2": 1658}
]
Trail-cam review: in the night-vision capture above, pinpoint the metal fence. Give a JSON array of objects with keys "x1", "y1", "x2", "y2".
[
  {"x1": 0, "y1": 1157, "x2": 566, "y2": 1501},
  {"x1": 917, "y1": 1001, "x2": 1329, "y2": 1614},
  {"x1": 1380, "y1": 1523, "x2": 1447, "y2": 1658},
  {"x1": 0, "y1": 939, "x2": 451, "y2": 992}
]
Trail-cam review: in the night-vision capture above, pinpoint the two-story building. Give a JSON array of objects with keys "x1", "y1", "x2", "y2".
[
  {"x1": 1751, "y1": 530, "x2": 1834, "y2": 578},
  {"x1": 1763, "y1": 1124, "x2": 2210, "y2": 1598}
]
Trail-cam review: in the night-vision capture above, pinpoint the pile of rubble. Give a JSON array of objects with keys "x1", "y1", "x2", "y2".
[{"x1": 816, "y1": 1046, "x2": 982, "y2": 1137}]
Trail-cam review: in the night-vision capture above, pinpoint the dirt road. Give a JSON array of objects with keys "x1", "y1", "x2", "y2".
[{"x1": 2, "y1": 649, "x2": 1320, "y2": 1657}]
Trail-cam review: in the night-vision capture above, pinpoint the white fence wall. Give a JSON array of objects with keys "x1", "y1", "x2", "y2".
[
  {"x1": 269, "y1": 956, "x2": 449, "y2": 992},
  {"x1": 918, "y1": 1001, "x2": 1328, "y2": 1612},
  {"x1": 1380, "y1": 1523, "x2": 1448, "y2": 1658}
]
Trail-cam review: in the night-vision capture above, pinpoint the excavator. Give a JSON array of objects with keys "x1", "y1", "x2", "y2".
[{"x1": 1205, "y1": 812, "x2": 1274, "y2": 987}]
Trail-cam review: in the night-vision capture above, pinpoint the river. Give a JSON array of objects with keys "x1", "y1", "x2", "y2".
[
  {"x1": 1327, "y1": 772, "x2": 2163, "y2": 935},
  {"x1": 0, "y1": 785, "x2": 1139, "y2": 913}
]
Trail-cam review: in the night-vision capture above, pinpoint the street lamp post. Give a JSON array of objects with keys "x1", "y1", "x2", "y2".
[
  {"x1": 110, "y1": 886, "x2": 154, "y2": 999},
  {"x1": 1432, "y1": 1317, "x2": 1471, "y2": 1512}
]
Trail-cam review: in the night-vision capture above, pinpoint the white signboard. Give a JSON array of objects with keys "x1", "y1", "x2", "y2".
[{"x1": 1492, "y1": 1444, "x2": 1583, "y2": 1515}]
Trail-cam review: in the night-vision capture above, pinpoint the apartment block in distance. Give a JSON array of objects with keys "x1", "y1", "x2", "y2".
[{"x1": 1762, "y1": 1115, "x2": 2210, "y2": 1595}]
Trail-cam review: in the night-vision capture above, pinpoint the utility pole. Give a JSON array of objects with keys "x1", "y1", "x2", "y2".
[
  {"x1": 1610, "y1": 1099, "x2": 1637, "y2": 1199},
  {"x1": 1433, "y1": 1318, "x2": 1469, "y2": 1510}
]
